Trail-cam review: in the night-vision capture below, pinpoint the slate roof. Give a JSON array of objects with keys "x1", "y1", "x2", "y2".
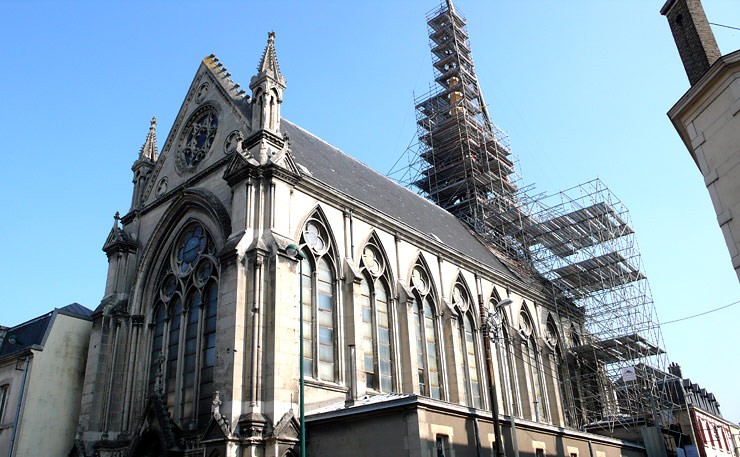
[
  {"x1": 0, "y1": 303, "x2": 93, "y2": 358},
  {"x1": 0, "y1": 313, "x2": 52, "y2": 358},
  {"x1": 282, "y1": 119, "x2": 515, "y2": 279},
  {"x1": 59, "y1": 303, "x2": 94, "y2": 319}
]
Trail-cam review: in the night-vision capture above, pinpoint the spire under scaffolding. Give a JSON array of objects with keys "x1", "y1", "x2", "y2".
[
  {"x1": 392, "y1": 0, "x2": 676, "y2": 437},
  {"x1": 409, "y1": 0, "x2": 524, "y2": 253}
]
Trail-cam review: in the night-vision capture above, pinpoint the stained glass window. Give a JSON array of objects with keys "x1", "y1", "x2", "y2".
[
  {"x1": 178, "y1": 108, "x2": 218, "y2": 169},
  {"x1": 148, "y1": 222, "x2": 219, "y2": 429}
]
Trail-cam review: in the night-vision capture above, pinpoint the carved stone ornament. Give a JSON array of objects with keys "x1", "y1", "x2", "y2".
[
  {"x1": 223, "y1": 130, "x2": 243, "y2": 155},
  {"x1": 195, "y1": 82, "x2": 210, "y2": 104},
  {"x1": 155, "y1": 176, "x2": 169, "y2": 198}
]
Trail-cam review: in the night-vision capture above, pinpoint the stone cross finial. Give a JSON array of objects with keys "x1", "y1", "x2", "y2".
[
  {"x1": 113, "y1": 211, "x2": 120, "y2": 228},
  {"x1": 150, "y1": 116, "x2": 157, "y2": 130}
]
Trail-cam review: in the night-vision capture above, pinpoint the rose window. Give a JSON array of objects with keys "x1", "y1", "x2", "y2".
[{"x1": 178, "y1": 107, "x2": 218, "y2": 170}]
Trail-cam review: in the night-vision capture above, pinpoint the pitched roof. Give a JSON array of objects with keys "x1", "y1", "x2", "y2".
[
  {"x1": 281, "y1": 120, "x2": 515, "y2": 279},
  {"x1": 0, "y1": 313, "x2": 51, "y2": 358},
  {"x1": 59, "y1": 303, "x2": 94, "y2": 319},
  {"x1": 0, "y1": 303, "x2": 93, "y2": 358}
]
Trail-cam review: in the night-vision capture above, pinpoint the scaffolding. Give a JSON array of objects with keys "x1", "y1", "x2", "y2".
[
  {"x1": 514, "y1": 180, "x2": 674, "y2": 431},
  {"x1": 407, "y1": 0, "x2": 526, "y2": 255},
  {"x1": 394, "y1": 0, "x2": 676, "y2": 436}
]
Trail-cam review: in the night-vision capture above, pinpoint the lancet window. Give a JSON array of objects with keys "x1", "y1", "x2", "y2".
[
  {"x1": 452, "y1": 283, "x2": 482, "y2": 408},
  {"x1": 298, "y1": 214, "x2": 338, "y2": 382},
  {"x1": 546, "y1": 318, "x2": 572, "y2": 426},
  {"x1": 358, "y1": 238, "x2": 394, "y2": 392},
  {"x1": 494, "y1": 305, "x2": 519, "y2": 416},
  {"x1": 148, "y1": 222, "x2": 220, "y2": 429},
  {"x1": 410, "y1": 263, "x2": 442, "y2": 400},
  {"x1": 520, "y1": 309, "x2": 547, "y2": 422}
]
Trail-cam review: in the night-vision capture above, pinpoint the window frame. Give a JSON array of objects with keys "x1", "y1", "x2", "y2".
[
  {"x1": 410, "y1": 263, "x2": 443, "y2": 400},
  {"x1": 298, "y1": 215, "x2": 339, "y2": 384},
  {"x1": 358, "y1": 239, "x2": 395, "y2": 393}
]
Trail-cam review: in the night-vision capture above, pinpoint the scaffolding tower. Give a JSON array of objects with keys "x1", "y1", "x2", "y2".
[
  {"x1": 514, "y1": 180, "x2": 674, "y2": 431},
  {"x1": 410, "y1": 0, "x2": 525, "y2": 254},
  {"x1": 398, "y1": 0, "x2": 676, "y2": 436}
]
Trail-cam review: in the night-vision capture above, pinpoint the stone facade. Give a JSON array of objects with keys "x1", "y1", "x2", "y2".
[{"x1": 72, "y1": 34, "x2": 646, "y2": 457}]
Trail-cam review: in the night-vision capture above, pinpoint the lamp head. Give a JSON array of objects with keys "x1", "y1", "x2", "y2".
[
  {"x1": 286, "y1": 244, "x2": 306, "y2": 260},
  {"x1": 496, "y1": 298, "x2": 513, "y2": 310}
]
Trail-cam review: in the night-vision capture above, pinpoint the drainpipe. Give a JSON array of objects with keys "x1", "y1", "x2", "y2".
[{"x1": 8, "y1": 356, "x2": 30, "y2": 457}]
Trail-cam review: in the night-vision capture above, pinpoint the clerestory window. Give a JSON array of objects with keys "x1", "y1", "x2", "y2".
[{"x1": 148, "y1": 223, "x2": 219, "y2": 430}]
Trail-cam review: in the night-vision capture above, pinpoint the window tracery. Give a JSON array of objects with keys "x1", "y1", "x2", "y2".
[
  {"x1": 177, "y1": 106, "x2": 219, "y2": 170},
  {"x1": 148, "y1": 222, "x2": 219, "y2": 429},
  {"x1": 358, "y1": 239, "x2": 393, "y2": 392},
  {"x1": 410, "y1": 263, "x2": 442, "y2": 400},
  {"x1": 298, "y1": 214, "x2": 337, "y2": 383}
]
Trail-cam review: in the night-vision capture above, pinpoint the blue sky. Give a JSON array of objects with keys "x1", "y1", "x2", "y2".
[{"x1": 1, "y1": 1, "x2": 739, "y2": 423}]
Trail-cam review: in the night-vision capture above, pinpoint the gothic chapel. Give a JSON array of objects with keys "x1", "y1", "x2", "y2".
[{"x1": 73, "y1": 32, "x2": 644, "y2": 457}]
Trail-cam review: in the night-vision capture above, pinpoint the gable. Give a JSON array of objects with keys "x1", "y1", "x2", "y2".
[{"x1": 141, "y1": 55, "x2": 252, "y2": 208}]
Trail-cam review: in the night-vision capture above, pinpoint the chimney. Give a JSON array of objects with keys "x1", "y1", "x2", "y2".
[
  {"x1": 668, "y1": 362, "x2": 683, "y2": 378},
  {"x1": 661, "y1": 0, "x2": 721, "y2": 86}
]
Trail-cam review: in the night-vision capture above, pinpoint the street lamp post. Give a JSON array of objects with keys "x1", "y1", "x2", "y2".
[
  {"x1": 287, "y1": 244, "x2": 307, "y2": 457},
  {"x1": 481, "y1": 298, "x2": 513, "y2": 457}
]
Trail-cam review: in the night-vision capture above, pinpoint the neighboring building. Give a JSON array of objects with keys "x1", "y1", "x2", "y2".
[
  {"x1": 661, "y1": 0, "x2": 740, "y2": 283},
  {"x1": 662, "y1": 363, "x2": 740, "y2": 457},
  {"x1": 0, "y1": 303, "x2": 93, "y2": 457}
]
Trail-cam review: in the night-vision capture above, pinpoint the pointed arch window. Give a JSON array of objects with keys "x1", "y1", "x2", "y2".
[
  {"x1": 520, "y1": 310, "x2": 547, "y2": 422},
  {"x1": 543, "y1": 318, "x2": 571, "y2": 425},
  {"x1": 298, "y1": 215, "x2": 338, "y2": 382},
  {"x1": 452, "y1": 283, "x2": 482, "y2": 409},
  {"x1": 148, "y1": 222, "x2": 220, "y2": 429},
  {"x1": 497, "y1": 311, "x2": 519, "y2": 416},
  {"x1": 358, "y1": 240, "x2": 394, "y2": 392},
  {"x1": 410, "y1": 264, "x2": 442, "y2": 400}
]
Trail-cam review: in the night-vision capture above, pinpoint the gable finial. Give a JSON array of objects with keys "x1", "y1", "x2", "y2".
[
  {"x1": 255, "y1": 31, "x2": 284, "y2": 81},
  {"x1": 138, "y1": 115, "x2": 159, "y2": 161},
  {"x1": 113, "y1": 211, "x2": 120, "y2": 228}
]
